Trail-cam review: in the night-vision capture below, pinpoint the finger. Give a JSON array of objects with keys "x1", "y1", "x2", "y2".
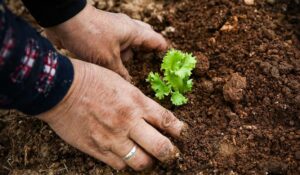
[
  {"x1": 84, "y1": 148, "x2": 126, "y2": 170},
  {"x1": 121, "y1": 49, "x2": 133, "y2": 63},
  {"x1": 130, "y1": 119, "x2": 180, "y2": 162},
  {"x1": 131, "y1": 26, "x2": 168, "y2": 52},
  {"x1": 86, "y1": 130, "x2": 127, "y2": 170},
  {"x1": 134, "y1": 19, "x2": 153, "y2": 30},
  {"x1": 111, "y1": 139, "x2": 153, "y2": 171},
  {"x1": 113, "y1": 62, "x2": 131, "y2": 82},
  {"x1": 108, "y1": 56, "x2": 132, "y2": 82},
  {"x1": 143, "y1": 98, "x2": 188, "y2": 139}
]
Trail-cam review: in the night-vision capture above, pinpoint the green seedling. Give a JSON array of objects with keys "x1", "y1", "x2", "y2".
[{"x1": 146, "y1": 49, "x2": 196, "y2": 106}]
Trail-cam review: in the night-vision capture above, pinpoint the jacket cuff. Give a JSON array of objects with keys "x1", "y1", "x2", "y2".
[
  {"x1": 22, "y1": 0, "x2": 87, "y2": 27},
  {"x1": 0, "y1": 6, "x2": 74, "y2": 115},
  {"x1": 16, "y1": 56, "x2": 74, "y2": 115}
]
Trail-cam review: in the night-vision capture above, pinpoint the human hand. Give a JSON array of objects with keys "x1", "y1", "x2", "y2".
[
  {"x1": 37, "y1": 59, "x2": 187, "y2": 171},
  {"x1": 44, "y1": 4, "x2": 168, "y2": 81}
]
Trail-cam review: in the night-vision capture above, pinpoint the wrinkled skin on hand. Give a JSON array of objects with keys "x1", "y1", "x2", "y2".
[
  {"x1": 45, "y1": 4, "x2": 168, "y2": 81},
  {"x1": 38, "y1": 59, "x2": 187, "y2": 171}
]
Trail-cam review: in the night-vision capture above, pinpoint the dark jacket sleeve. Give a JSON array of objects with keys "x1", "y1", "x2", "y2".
[
  {"x1": 21, "y1": 0, "x2": 87, "y2": 27},
  {"x1": 0, "y1": 1, "x2": 74, "y2": 115}
]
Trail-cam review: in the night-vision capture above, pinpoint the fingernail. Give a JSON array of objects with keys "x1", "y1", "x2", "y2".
[{"x1": 163, "y1": 145, "x2": 181, "y2": 165}]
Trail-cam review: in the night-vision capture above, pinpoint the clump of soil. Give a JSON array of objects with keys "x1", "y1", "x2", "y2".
[
  {"x1": 1, "y1": 0, "x2": 300, "y2": 175},
  {"x1": 194, "y1": 52, "x2": 210, "y2": 76},
  {"x1": 223, "y1": 73, "x2": 247, "y2": 103}
]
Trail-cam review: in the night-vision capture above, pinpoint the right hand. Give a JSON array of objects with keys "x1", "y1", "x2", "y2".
[
  {"x1": 45, "y1": 4, "x2": 168, "y2": 81},
  {"x1": 37, "y1": 59, "x2": 187, "y2": 171}
]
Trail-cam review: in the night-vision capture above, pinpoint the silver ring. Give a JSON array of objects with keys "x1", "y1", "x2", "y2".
[{"x1": 123, "y1": 146, "x2": 137, "y2": 161}]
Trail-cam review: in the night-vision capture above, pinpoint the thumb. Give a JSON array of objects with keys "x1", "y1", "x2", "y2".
[
  {"x1": 131, "y1": 21, "x2": 168, "y2": 52},
  {"x1": 121, "y1": 49, "x2": 133, "y2": 63},
  {"x1": 109, "y1": 58, "x2": 132, "y2": 82}
]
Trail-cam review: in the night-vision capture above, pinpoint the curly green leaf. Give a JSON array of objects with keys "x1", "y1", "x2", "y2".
[
  {"x1": 171, "y1": 91, "x2": 188, "y2": 106},
  {"x1": 146, "y1": 72, "x2": 171, "y2": 100}
]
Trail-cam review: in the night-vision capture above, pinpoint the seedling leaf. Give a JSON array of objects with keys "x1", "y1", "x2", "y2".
[
  {"x1": 146, "y1": 49, "x2": 196, "y2": 106},
  {"x1": 171, "y1": 91, "x2": 188, "y2": 106},
  {"x1": 146, "y1": 72, "x2": 171, "y2": 100}
]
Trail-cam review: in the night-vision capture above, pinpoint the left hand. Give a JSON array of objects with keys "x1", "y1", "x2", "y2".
[
  {"x1": 44, "y1": 4, "x2": 168, "y2": 81},
  {"x1": 37, "y1": 59, "x2": 185, "y2": 171}
]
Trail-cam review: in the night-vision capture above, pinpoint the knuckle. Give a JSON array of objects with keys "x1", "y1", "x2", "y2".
[
  {"x1": 109, "y1": 126, "x2": 127, "y2": 135},
  {"x1": 130, "y1": 88, "x2": 147, "y2": 105},
  {"x1": 89, "y1": 126, "x2": 100, "y2": 139},
  {"x1": 111, "y1": 106, "x2": 139, "y2": 131},
  {"x1": 89, "y1": 131, "x2": 112, "y2": 153},
  {"x1": 153, "y1": 138, "x2": 172, "y2": 161},
  {"x1": 116, "y1": 106, "x2": 135, "y2": 121},
  {"x1": 99, "y1": 148, "x2": 111, "y2": 155},
  {"x1": 160, "y1": 110, "x2": 177, "y2": 129},
  {"x1": 97, "y1": 142, "x2": 112, "y2": 154},
  {"x1": 130, "y1": 88, "x2": 143, "y2": 99}
]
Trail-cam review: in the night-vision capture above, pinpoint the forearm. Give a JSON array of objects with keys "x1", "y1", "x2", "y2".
[{"x1": 0, "y1": 2, "x2": 74, "y2": 115}]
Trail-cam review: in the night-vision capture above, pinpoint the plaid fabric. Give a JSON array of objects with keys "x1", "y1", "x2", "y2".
[
  {"x1": 0, "y1": 27, "x2": 14, "y2": 67},
  {"x1": 0, "y1": 1, "x2": 74, "y2": 115},
  {"x1": 10, "y1": 39, "x2": 39, "y2": 83},
  {"x1": 36, "y1": 51, "x2": 58, "y2": 93}
]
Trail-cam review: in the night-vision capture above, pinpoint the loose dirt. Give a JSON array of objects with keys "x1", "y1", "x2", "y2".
[{"x1": 1, "y1": 0, "x2": 299, "y2": 174}]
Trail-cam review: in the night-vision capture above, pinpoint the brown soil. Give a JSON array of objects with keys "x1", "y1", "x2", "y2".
[{"x1": 1, "y1": 0, "x2": 300, "y2": 174}]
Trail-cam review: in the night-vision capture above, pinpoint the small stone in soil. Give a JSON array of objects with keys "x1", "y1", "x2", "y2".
[
  {"x1": 208, "y1": 37, "x2": 216, "y2": 46},
  {"x1": 226, "y1": 111, "x2": 239, "y2": 120},
  {"x1": 270, "y1": 66, "x2": 280, "y2": 78},
  {"x1": 289, "y1": 120, "x2": 295, "y2": 126},
  {"x1": 266, "y1": 0, "x2": 276, "y2": 4},
  {"x1": 219, "y1": 142, "x2": 236, "y2": 156},
  {"x1": 200, "y1": 80, "x2": 214, "y2": 93},
  {"x1": 220, "y1": 23, "x2": 234, "y2": 32},
  {"x1": 161, "y1": 26, "x2": 175, "y2": 36},
  {"x1": 244, "y1": 0, "x2": 255, "y2": 5}
]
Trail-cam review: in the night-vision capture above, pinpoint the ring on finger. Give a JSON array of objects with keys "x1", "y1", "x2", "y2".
[{"x1": 123, "y1": 145, "x2": 137, "y2": 161}]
